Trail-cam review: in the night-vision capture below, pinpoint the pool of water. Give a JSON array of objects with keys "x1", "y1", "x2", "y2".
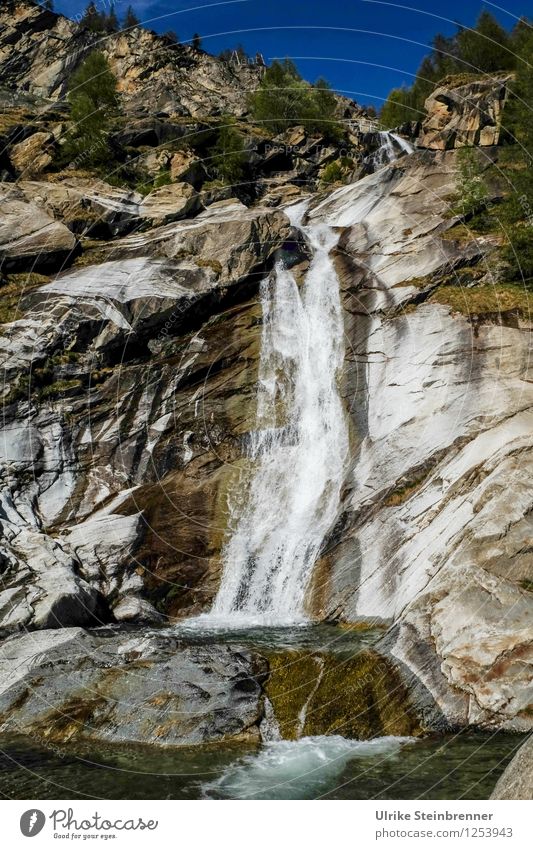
[
  {"x1": 0, "y1": 731, "x2": 522, "y2": 800},
  {"x1": 170, "y1": 620, "x2": 385, "y2": 656},
  {"x1": 0, "y1": 624, "x2": 524, "y2": 800}
]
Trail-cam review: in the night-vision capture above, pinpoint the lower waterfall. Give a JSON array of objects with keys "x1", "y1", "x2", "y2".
[{"x1": 206, "y1": 201, "x2": 349, "y2": 626}]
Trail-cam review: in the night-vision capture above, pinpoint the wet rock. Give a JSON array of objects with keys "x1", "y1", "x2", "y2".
[
  {"x1": 308, "y1": 149, "x2": 533, "y2": 732},
  {"x1": 0, "y1": 629, "x2": 268, "y2": 747},
  {"x1": 264, "y1": 648, "x2": 421, "y2": 740}
]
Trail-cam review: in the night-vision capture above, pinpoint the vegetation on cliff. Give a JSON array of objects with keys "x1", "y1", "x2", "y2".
[
  {"x1": 60, "y1": 51, "x2": 118, "y2": 169},
  {"x1": 249, "y1": 59, "x2": 342, "y2": 139},
  {"x1": 381, "y1": 11, "x2": 522, "y2": 127}
]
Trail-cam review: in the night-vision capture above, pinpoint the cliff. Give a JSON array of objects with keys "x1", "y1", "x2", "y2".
[{"x1": 0, "y1": 0, "x2": 531, "y2": 763}]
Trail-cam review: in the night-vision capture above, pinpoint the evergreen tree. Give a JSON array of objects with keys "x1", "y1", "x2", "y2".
[
  {"x1": 62, "y1": 52, "x2": 118, "y2": 168},
  {"x1": 500, "y1": 25, "x2": 533, "y2": 282},
  {"x1": 80, "y1": 2, "x2": 105, "y2": 33},
  {"x1": 163, "y1": 31, "x2": 179, "y2": 44},
  {"x1": 104, "y1": 4, "x2": 119, "y2": 33},
  {"x1": 380, "y1": 87, "x2": 415, "y2": 128},
  {"x1": 123, "y1": 5, "x2": 140, "y2": 28},
  {"x1": 456, "y1": 11, "x2": 514, "y2": 73},
  {"x1": 192, "y1": 33, "x2": 202, "y2": 50}
]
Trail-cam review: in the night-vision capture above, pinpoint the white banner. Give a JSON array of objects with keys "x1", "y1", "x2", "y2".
[{"x1": 2, "y1": 799, "x2": 531, "y2": 848}]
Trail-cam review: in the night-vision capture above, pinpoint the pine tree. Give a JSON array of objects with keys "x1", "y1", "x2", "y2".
[
  {"x1": 192, "y1": 33, "x2": 202, "y2": 50},
  {"x1": 456, "y1": 11, "x2": 515, "y2": 73},
  {"x1": 123, "y1": 5, "x2": 140, "y2": 28},
  {"x1": 104, "y1": 4, "x2": 119, "y2": 33},
  {"x1": 163, "y1": 31, "x2": 179, "y2": 44},
  {"x1": 62, "y1": 51, "x2": 118, "y2": 168},
  {"x1": 80, "y1": 2, "x2": 105, "y2": 33}
]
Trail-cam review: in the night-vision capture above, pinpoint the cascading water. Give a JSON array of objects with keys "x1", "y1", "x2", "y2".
[
  {"x1": 206, "y1": 201, "x2": 349, "y2": 627},
  {"x1": 371, "y1": 131, "x2": 414, "y2": 168}
]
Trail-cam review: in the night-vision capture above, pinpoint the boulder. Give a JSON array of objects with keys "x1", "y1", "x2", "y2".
[
  {"x1": 0, "y1": 629, "x2": 268, "y2": 748},
  {"x1": 491, "y1": 736, "x2": 533, "y2": 799},
  {"x1": 139, "y1": 182, "x2": 200, "y2": 225},
  {"x1": 169, "y1": 149, "x2": 206, "y2": 185},
  {"x1": 9, "y1": 130, "x2": 54, "y2": 175},
  {"x1": 0, "y1": 189, "x2": 78, "y2": 271},
  {"x1": 17, "y1": 177, "x2": 142, "y2": 238},
  {"x1": 418, "y1": 75, "x2": 512, "y2": 150}
]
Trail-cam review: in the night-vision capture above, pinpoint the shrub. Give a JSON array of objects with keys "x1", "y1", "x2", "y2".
[
  {"x1": 380, "y1": 87, "x2": 416, "y2": 128},
  {"x1": 453, "y1": 147, "x2": 489, "y2": 218},
  {"x1": 207, "y1": 118, "x2": 246, "y2": 185}
]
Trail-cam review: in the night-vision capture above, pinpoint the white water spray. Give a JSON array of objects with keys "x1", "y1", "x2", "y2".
[
  {"x1": 372, "y1": 131, "x2": 414, "y2": 168},
  {"x1": 207, "y1": 201, "x2": 349, "y2": 626}
]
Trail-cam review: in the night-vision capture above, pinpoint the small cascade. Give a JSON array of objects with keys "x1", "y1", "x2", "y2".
[
  {"x1": 204, "y1": 201, "x2": 349, "y2": 627},
  {"x1": 202, "y1": 736, "x2": 415, "y2": 800},
  {"x1": 260, "y1": 697, "x2": 282, "y2": 742},
  {"x1": 369, "y1": 131, "x2": 414, "y2": 169}
]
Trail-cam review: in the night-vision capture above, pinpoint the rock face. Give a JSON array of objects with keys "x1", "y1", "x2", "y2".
[
  {"x1": 0, "y1": 628, "x2": 268, "y2": 747},
  {"x1": 491, "y1": 736, "x2": 533, "y2": 799},
  {"x1": 0, "y1": 184, "x2": 78, "y2": 271},
  {"x1": 0, "y1": 0, "x2": 264, "y2": 118},
  {"x1": 0, "y1": 200, "x2": 293, "y2": 632},
  {"x1": 418, "y1": 75, "x2": 511, "y2": 149},
  {"x1": 307, "y1": 150, "x2": 533, "y2": 731},
  {"x1": 0, "y1": 1, "x2": 531, "y2": 750}
]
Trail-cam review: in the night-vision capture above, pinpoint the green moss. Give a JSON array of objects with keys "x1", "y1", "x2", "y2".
[
  {"x1": 40, "y1": 379, "x2": 83, "y2": 399},
  {"x1": 520, "y1": 579, "x2": 533, "y2": 593},
  {"x1": 429, "y1": 283, "x2": 533, "y2": 317},
  {"x1": 438, "y1": 72, "x2": 495, "y2": 89},
  {"x1": 264, "y1": 649, "x2": 421, "y2": 741},
  {"x1": 195, "y1": 257, "x2": 223, "y2": 275},
  {"x1": 0, "y1": 272, "x2": 50, "y2": 324}
]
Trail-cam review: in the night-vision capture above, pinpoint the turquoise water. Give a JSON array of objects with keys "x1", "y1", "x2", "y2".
[{"x1": 0, "y1": 730, "x2": 521, "y2": 800}]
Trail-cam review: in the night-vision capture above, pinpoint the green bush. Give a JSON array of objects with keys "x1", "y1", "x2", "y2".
[
  {"x1": 502, "y1": 224, "x2": 533, "y2": 285},
  {"x1": 320, "y1": 159, "x2": 354, "y2": 186},
  {"x1": 380, "y1": 87, "x2": 416, "y2": 128},
  {"x1": 453, "y1": 147, "x2": 489, "y2": 217}
]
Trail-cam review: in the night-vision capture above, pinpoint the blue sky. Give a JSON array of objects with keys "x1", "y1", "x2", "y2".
[{"x1": 53, "y1": 1, "x2": 529, "y2": 108}]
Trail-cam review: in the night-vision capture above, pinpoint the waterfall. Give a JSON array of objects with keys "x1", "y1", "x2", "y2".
[
  {"x1": 371, "y1": 131, "x2": 414, "y2": 168},
  {"x1": 206, "y1": 201, "x2": 349, "y2": 627}
]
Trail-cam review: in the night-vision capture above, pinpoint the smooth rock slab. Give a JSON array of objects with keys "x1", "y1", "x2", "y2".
[
  {"x1": 0, "y1": 628, "x2": 268, "y2": 748},
  {"x1": 491, "y1": 735, "x2": 533, "y2": 799}
]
